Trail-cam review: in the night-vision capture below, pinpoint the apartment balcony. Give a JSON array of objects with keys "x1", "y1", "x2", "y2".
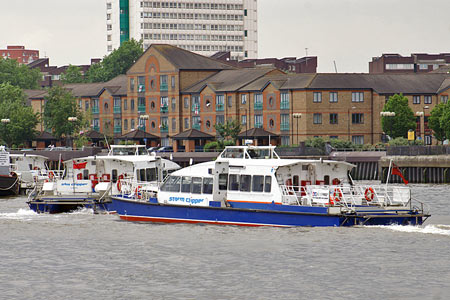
[
  {"x1": 138, "y1": 105, "x2": 146, "y2": 113},
  {"x1": 160, "y1": 126, "x2": 169, "y2": 133},
  {"x1": 93, "y1": 125, "x2": 100, "y2": 132},
  {"x1": 192, "y1": 124, "x2": 201, "y2": 130},
  {"x1": 139, "y1": 125, "x2": 146, "y2": 132},
  {"x1": 255, "y1": 122, "x2": 263, "y2": 128},
  {"x1": 113, "y1": 126, "x2": 122, "y2": 134},
  {"x1": 92, "y1": 106, "x2": 99, "y2": 114},
  {"x1": 280, "y1": 123, "x2": 290, "y2": 131},
  {"x1": 113, "y1": 106, "x2": 121, "y2": 114},
  {"x1": 160, "y1": 105, "x2": 168, "y2": 113},
  {"x1": 138, "y1": 84, "x2": 145, "y2": 93},
  {"x1": 191, "y1": 104, "x2": 200, "y2": 113},
  {"x1": 160, "y1": 83, "x2": 168, "y2": 92},
  {"x1": 280, "y1": 101, "x2": 290, "y2": 110},
  {"x1": 216, "y1": 103, "x2": 224, "y2": 112},
  {"x1": 254, "y1": 102, "x2": 263, "y2": 110}
]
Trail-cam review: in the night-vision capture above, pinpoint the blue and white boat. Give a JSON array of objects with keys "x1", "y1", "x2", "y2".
[
  {"x1": 27, "y1": 145, "x2": 179, "y2": 213},
  {"x1": 112, "y1": 146, "x2": 430, "y2": 227}
]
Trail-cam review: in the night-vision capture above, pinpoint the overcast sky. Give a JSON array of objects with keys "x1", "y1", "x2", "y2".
[{"x1": 1, "y1": 0, "x2": 450, "y2": 72}]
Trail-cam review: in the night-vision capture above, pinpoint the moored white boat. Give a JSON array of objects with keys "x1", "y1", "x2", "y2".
[
  {"x1": 112, "y1": 146, "x2": 430, "y2": 227},
  {"x1": 27, "y1": 145, "x2": 180, "y2": 213}
]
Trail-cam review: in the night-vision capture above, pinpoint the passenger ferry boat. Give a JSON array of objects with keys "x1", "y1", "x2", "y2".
[
  {"x1": 27, "y1": 145, "x2": 180, "y2": 213},
  {"x1": 112, "y1": 146, "x2": 430, "y2": 227}
]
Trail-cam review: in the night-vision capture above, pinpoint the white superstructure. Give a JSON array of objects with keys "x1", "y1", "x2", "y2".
[{"x1": 106, "y1": 0, "x2": 257, "y2": 60}]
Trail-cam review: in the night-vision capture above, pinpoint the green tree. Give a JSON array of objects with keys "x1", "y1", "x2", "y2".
[
  {"x1": 86, "y1": 39, "x2": 144, "y2": 83},
  {"x1": 61, "y1": 65, "x2": 85, "y2": 84},
  {"x1": 215, "y1": 119, "x2": 242, "y2": 143},
  {"x1": 440, "y1": 102, "x2": 450, "y2": 142},
  {"x1": 0, "y1": 83, "x2": 39, "y2": 147},
  {"x1": 0, "y1": 58, "x2": 41, "y2": 89},
  {"x1": 43, "y1": 86, "x2": 83, "y2": 139},
  {"x1": 428, "y1": 103, "x2": 447, "y2": 143},
  {"x1": 381, "y1": 94, "x2": 416, "y2": 139}
]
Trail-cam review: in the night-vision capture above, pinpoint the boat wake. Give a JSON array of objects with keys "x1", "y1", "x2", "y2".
[
  {"x1": 0, "y1": 208, "x2": 37, "y2": 220},
  {"x1": 381, "y1": 224, "x2": 450, "y2": 236}
]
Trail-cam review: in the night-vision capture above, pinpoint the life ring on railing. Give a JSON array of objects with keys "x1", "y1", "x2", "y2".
[
  {"x1": 364, "y1": 187, "x2": 375, "y2": 202},
  {"x1": 117, "y1": 174, "x2": 124, "y2": 192},
  {"x1": 134, "y1": 186, "x2": 142, "y2": 199},
  {"x1": 48, "y1": 171, "x2": 54, "y2": 180},
  {"x1": 330, "y1": 188, "x2": 343, "y2": 204},
  {"x1": 332, "y1": 178, "x2": 341, "y2": 185},
  {"x1": 33, "y1": 166, "x2": 40, "y2": 170}
]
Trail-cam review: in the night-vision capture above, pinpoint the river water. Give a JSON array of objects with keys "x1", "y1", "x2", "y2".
[{"x1": 1, "y1": 183, "x2": 449, "y2": 300}]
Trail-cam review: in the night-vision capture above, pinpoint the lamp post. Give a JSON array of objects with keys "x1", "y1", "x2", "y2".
[
  {"x1": 347, "y1": 106, "x2": 356, "y2": 141},
  {"x1": 380, "y1": 111, "x2": 396, "y2": 142},
  {"x1": 1, "y1": 118, "x2": 10, "y2": 147},
  {"x1": 139, "y1": 114, "x2": 149, "y2": 130},
  {"x1": 292, "y1": 113, "x2": 302, "y2": 145},
  {"x1": 415, "y1": 105, "x2": 429, "y2": 143},
  {"x1": 68, "y1": 117, "x2": 77, "y2": 149}
]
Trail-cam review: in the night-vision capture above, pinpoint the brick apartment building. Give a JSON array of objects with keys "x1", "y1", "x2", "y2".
[
  {"x1": 0, "y1": 45, "x2": 39, "y2": 64},
  {"x1": 369, "y1": 53, "x2": 450, "y2": 74},
  {"x1": 26, "y1": 45, "x2": 450, "y2": 149}
]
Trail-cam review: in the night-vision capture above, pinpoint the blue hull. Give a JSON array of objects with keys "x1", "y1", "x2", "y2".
[
  {"x1": 27, "y1": 196, "x2": 97, "y2": 214},
  {"x1": 112, "y1": 197, "x2": 425, "y2": 227}
]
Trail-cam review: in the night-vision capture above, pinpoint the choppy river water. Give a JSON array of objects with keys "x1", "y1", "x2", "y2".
[{"x1": 1, "y1": 183, "x2": 449, "y2": 300}]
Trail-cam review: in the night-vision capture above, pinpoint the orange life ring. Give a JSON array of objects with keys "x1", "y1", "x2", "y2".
[
  {"x1": 135, "y1": 186, "x2": 142, "y2": 199},
  {"x1": 332, "y1": 178, "x2": 341, "y2": 185},
  {"x1": 330, "y1": 188, "x2": 342, "y2": 204},
  {"x1": 117, "y1": 180, "x2": 122, "y2": 192},
  {"x1": 365, "y1": 187, "x2": 375, "y2": 202},
  {"x1": 48, "y1": 171, "x2": 54, "y2": 179}
]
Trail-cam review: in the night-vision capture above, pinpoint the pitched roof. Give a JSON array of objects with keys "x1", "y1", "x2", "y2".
[
  {"x1": 238, "y1": 128, "x2": 278, "y2": 138},
  {"x1": 182, "y1": 68, "x2": 276, "y2": 93},
  {"x1": 81, "y1": 130, "x2": 104, "y2": 140},
  {"x1": 119, "y1": 128, "x2": 159, "y2": 140},
  {"x1": 34, "y1": 131, "x2": 57, "y2": 141},
  {"x1": 171, "y1": 129, "x2": 215, "y2": 140},
  {"x1": 149, "y1": 44, "x2": 236, "y2": 71}
]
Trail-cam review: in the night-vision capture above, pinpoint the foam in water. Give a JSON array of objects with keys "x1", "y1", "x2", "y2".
[
  {"x1": 0, "y1": 208, "x2": 37, "y2": 220},
  {"x1": 382, "y1": 224, "x2": 450, "y2": 236}
]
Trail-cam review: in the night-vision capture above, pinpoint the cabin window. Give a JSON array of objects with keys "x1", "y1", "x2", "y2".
[
  {"x1": 218, "y1": 174, "x2": 228, "y2": 190},
  {"x1": 146, "y1": 168, "x2": 157, "y2": 181},
  {"x1": 252, "y1": 175, "x2": 264, "y2": 192},
  {"x1": 264, "y1": 176, "x2": 272, "y2": 193},
  {"x1": 191, "y1": 177, "x2": 202, "y2": 194},
  {"x1": 161, "y1": 176, "x2": 181, "y2": 192},
  {"x1": 112, "y1": 169, "x2": 118, "y2": 183},
  {"x1": 240, "y1": 175, "x2": 251, "y2": 192},
  {"x1": 181, "y1": 176, "x2": 191, "y2": 193},
  {"x1": 202, "y1": 177, "x2": 213, "y2": 194},
  {"x1": 228, "y1": 174, "x2": 239, "y2": 191},
  {"x1": 139, "y1": 169, "x2": 146, "y2": 181},
  {"x1": 83, "y1": 169, "x2": 89, "y2": 180}
]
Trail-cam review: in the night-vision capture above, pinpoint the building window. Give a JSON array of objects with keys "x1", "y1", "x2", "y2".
[
  {"x1": 171, "y1": 76, "x2": 175, "y2": 89},
  {"x1": 313, "y1": 113, "x2": 322, "y2": 124},
  {"x1": 413, "y1": 96, "x2": 420, "y2": 104},
  {"x1": 124, "y1": 119, "x2": 128, "y2": 131},
  {"x1": 254, "y1": 94, "x2": 263, "y2": 110},
  {"x1": 241, "y1": 115, "x2": 247, "y2": 125},
  {"x1": 131, "y1": 119, "x2": 135, "y2": 129},
  {"x1": 352, "y1": 135, "x2": 364, "y2": 145},
  {"x1": 172, "y1": 118, "x2": 176, "y2": 131},
  {"x1": 329, "y1": 92, "x2": 338, "y2": 103},
  {"x1": 352, "y1": 113, "x2": 364, "y2": 124},
  {"x1": 254, "y1": 115, "x2": 263, "y2": 128},
  {"x1": 227, "y1": 96, "x2": 232, "y2": 107},
  {"x1": 424, "y1": 95, "x2": 432, "y2": 104},
  {"x1": 313, "y1": 92, "x2": 322, "y2": 103},
  {"x1": 280, "y1": 92, "x2": 289, "y2": 109},
  {"x1": 280, "y1": 114, "x2": 289, "y2": 130},
  {"x1": 425, "y1": 135, "x2": 432, "y2": 145},
  {"x1": 352, "y1": 92, "x2": 364, "y2": 102},
  {"x1": 160, "y1": 75, "x2": 168, "y2": 91},
  {"x1": 130, "y1": 99, "x2": 135, "y2": 111},
  {"x1": 281, "y1": 136, "x2": 290, "y2": 146},
  {"x1": 171, "y1": 97, "x2": 176, "y2": 111},
  {"x1": 184, "y1": 118, "x2": 189, "y2": 130},
  {"x1": 85, "y1": 101, "x2": 89, "y2": 111},
  {"x1": 330, "y1": 113, "x2": 338, "y2": 124},
  {"x1": 137, "y1": 76, "x2": 145, "y2": 92},
  {"x1": 441, "y1": 95, "x2": 448, "y2": 104},
  {"x1": 241, "y1": 94, "x2": 247, "y2": 104},
  {"x1": 124, "y1": 99, "x2": 128, "y2": 110},
  {"x1": 216, "y1": 95, "x2": 225, "y2": 111},
  {"x1": 184, "y1": 97, "x2": 189, "y2": 108},
  {"x1": 216, "y1": 115, "x2": 224, "y2": 125}
]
